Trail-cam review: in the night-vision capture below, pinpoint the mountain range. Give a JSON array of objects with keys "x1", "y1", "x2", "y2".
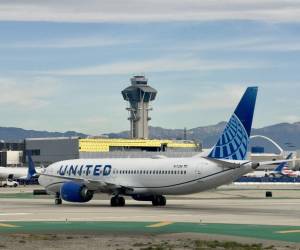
[
  {"x1": 0, "y1": 121, "x2": 300, "y2": 151},
  {"x1": 0, "y1": 127, "x2": 87, "y2": 142},
  {"x1": 107, "y1": 122, "x2": 300, "y2": 151}
]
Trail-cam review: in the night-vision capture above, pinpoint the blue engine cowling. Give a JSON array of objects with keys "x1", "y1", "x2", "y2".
[{"x1": 60, "y1": 182, "x2": 94, "y2": 203}]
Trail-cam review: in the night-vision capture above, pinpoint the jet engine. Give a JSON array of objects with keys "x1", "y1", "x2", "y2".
[{"x1": 60, "y1": 182, "x2": 93, "y2": 203}]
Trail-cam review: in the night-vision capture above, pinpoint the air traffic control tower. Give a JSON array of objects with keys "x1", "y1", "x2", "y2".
[{"x1": 122, "y1": 76, "x2": 157, "y2": 139}]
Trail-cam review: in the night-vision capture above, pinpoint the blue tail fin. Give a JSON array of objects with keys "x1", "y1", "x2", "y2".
[
  {"x1": 27, "y1": 152, "x2": 37, "y2": 180},
  {"x1": 274, "y1": 152, "x2": 293, "y2": 172},
  {"x1": 208, "y1": 87, "x2": 258, "y2": 160}
]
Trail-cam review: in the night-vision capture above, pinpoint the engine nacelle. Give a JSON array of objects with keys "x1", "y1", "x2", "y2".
[{"x1": 60, "y1": 182, "x2": 93, "y2": 203}]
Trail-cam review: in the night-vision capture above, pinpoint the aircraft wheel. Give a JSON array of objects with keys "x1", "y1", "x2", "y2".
[
  {"x1": 152, "y1": 195, "x2": 166, "y2": 206},
  {"x1": 55, "y1": 198, "x2": 62, "y2": 205},
  {"x1": 119, "y1": 197, "x2": 125, "y2": 206},
  {"x1": 111, "y1": 196, "x2": 125, "y2": 207}
]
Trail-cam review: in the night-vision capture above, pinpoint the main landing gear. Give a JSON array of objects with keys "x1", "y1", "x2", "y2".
[
  {"x1": 110, "y1": 196, "x2": 125, "y2": 207},
  {"x1": 152, "y1": 195, "x2": 166, "y2": 206},
  {"x1": 55, "y1": 193, "x2": 62, "y2": 205}
]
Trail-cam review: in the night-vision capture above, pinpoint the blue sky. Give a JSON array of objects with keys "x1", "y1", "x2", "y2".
[{"x1": 0, "y1": 0, "x2": 300, "y2": 135}]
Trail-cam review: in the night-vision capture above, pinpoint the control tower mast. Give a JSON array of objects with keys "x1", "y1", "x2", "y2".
[{"x1": 122, "y1": 76, "x2": 157, "y2": 139}]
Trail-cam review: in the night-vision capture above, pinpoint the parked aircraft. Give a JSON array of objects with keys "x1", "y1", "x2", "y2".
[
  {"x1": 245, "y1": 153, "x2": 294, "y2": 178},
  {"x1": 267, "y1": 153, "x2": 295, "y2": 177},
  {"x1": 0, "y1": 154, "x2": 41, "y2": 181},
  {"x1": 39, "y1": 87, "x2": 297, "y2": 206}
]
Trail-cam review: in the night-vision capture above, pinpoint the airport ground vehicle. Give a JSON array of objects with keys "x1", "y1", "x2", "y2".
[{"x1": 0, "y1": 180, "x2": 19, "y2": 187}]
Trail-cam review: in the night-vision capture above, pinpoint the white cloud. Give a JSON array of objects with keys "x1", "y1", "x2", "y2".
[
  {"x1": 0, "y1": 36, "x2": 139, "y2": 49},
  {"x1": 161, "y1": 85, "x2": 246, "y2": 113},
  {"x1": 0, "y1": 77, "x2": 59, "y2": 109},
  {"x1": 0, "y1": 0, "x2": 300, "y2": 23},
  {"x1": 166, "y1": 37, "x2": 300, "y2": 53},
  {"x1": 39, "y1": 56, "x2": 268, "y2": 76}
]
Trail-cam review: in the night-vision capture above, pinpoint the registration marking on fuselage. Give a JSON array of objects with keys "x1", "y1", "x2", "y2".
[{"x1": 147, "y1": 221, "x2": 173, "y2": 228}]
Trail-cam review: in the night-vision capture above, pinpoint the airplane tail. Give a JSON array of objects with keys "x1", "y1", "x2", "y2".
[
  {"x1": 208, "y1": 87, "x2": 258, "y2": 160},
  {"x1": 274, "y1": 152, "x2": 293, "y2": 173},
  {"x1": 27, "y1": 152, "x2": 37, "y2": 180}
]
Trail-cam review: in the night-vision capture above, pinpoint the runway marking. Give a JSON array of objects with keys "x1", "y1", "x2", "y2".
[
  {"x1": 0, "y1": 213, "x2": 31, "y2": 216},
  {"x1": 277, "y1": 230, "x2": 300, "y2": 234},
  {"x1": 0, "y1": 223, "x2": 20, "y2": 228},
  {"x1": 147, "y1": 221, "x2": 173, "y2": 228}
]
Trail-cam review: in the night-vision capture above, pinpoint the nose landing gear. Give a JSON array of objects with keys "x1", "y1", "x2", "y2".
[{"x1": 55, "y1": 193, "x2": 62, "y2": 205}]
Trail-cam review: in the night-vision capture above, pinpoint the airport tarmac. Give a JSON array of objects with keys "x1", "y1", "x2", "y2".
[
  {"x1": 0, "y1": 184, "x2": 299, "y2": 226},
  {"x1": 0, "y1": 184, "x2": 300, "y2": 248}
]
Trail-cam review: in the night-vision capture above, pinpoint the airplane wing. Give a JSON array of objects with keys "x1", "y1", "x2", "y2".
[
  {"x1": 205, "y1": 157, "x2": 300, "y2": 170},
  {"x1": 40, "y1": 173, "x2": 129, "y2": 194},
  {"x1": 151, "y1": 155, "x2": 168, "y2": 159},
  {"x1": 204, "y1": 157, "x2": 249, "y2": 169},
  {"x1": 253, "y1": 159, "x2": 300, "y2": 169}
]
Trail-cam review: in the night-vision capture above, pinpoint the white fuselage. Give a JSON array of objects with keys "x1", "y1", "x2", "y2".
[
  {"x1": 39, "y1": 157, "x2": 253, "y2": 196},
  {"x1": 0, "y1": 167, "x2": 42, "y2": 180}
]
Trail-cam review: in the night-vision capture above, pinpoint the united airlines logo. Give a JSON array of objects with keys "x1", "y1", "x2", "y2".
[
  {"x1": 208, "y1": 114, "x2": 249, "y2": 160},
  {"x1": 58, "y1": 165, "x2": 111, "y2": 177}
]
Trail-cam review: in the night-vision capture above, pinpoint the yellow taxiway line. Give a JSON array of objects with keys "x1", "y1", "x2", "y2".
[
  {"x1": 147, "y1": 221, "x2": 173, "y2": 228},
  {"x1": 0, "y1": 223, "x2": 20, "y2": 228},
  {"x1": 277, "y1": 230, "x2": 300, "y2": 234}
]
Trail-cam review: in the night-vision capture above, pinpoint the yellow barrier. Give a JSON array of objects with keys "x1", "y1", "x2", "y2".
[{"x1": 79, "y1": 138, "x2": 198, "y2": 152}]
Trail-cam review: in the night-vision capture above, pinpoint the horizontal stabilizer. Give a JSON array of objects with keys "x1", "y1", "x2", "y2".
[
  {"x1": 204, "y1": 157, "x2": 249, "y2": 169},
  {"x1": 252, "y1": 158, "x2": 300, "y2": 169}
]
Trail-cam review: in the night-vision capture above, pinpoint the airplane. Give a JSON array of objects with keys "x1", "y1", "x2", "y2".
[
  {"x1": 267, "y1": 153, "x2": 296, "y2": 177},
  {"x1": 275, "y1": 153, "x2": 300, "y2": 177},
  {"x1": 0, "y1": 153, "x2": 41, "y2": 181},
  {"x1": 39, "y1": 87, "x2": 298, "y2": 206},
  {"x1": 245, "y1": 153, "x2": 294, "y2": 178},
  {"x1": 280, "y1": 166, "x2": 300, "y2": 177}
]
